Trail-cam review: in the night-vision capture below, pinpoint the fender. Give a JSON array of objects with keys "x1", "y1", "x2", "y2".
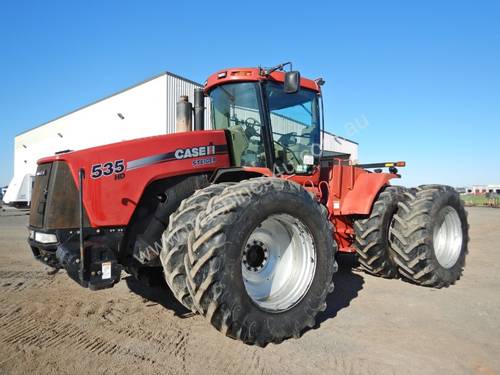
[
  {"x1": 341, "y1": 172, "x2": 398, "y2": 215},
  {"x1": 211, "y1": 166, "x2": 272, "y2": 183}
]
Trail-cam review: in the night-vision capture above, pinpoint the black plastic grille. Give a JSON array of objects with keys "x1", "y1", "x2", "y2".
[{"x1": 29, "y1": 161, "x2": 89, "y2": 230}]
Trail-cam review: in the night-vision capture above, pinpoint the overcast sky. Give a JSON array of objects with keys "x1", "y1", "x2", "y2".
[{"x1": 1, "y1": 0, "x2": 499, "y2": 187}]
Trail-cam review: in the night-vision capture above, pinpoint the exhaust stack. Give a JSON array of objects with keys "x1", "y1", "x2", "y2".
[
  {"x1": 176, "y1": 95, "x2": 192, "y2": 132},
  {"x1": 193, "y1": 88, "x2": 205, "y2": 131}
]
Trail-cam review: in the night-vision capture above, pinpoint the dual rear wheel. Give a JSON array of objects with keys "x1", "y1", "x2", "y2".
[
  {"x1": 389, "y1": 185, "x2": 468, "y2": 287},
  {"x1": 353, "y1": 185, "x2": 468, "y2": 287}
]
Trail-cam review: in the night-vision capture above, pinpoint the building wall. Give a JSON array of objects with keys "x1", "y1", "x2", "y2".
[
  {"x1": 165, "y1": 73, "x2": 211, "y2": 133},
  {"x1": 323, "y1": 132, "x2": 358, "y2": 162},
  {"x1": 13, "y1": 74, "x2": 170, "y2": 180},
  {"x1": 6, "y1": 74, "x2": 185, "y2": 204}
]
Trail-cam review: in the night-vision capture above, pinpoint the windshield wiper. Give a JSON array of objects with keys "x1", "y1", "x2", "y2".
[
  {"x1": 220, "y1": 86, "x2": 235, "y2": 102},
  {"x1": 299, "y1": 103, "x2": 312, "y2": 115}
]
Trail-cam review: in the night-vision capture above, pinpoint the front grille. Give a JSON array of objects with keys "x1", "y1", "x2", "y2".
[
  {"x1": 29, "y1": 161, "x2": 89, "y2": 230},
  {"x1": 29, "y1": 163, "x2": 52, "y2": 228}
]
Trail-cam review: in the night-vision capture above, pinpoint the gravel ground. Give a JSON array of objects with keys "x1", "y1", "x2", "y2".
[{"x1": 0, "y1": 206, "x2": 498, "y2": 375}]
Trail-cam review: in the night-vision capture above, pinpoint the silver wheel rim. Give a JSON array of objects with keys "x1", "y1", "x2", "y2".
[
  {"x1": 242, "y1": 213, "x2": 316, "y2": 312},
  {"x1": 433, "y1": 206, "x2": 463, "y2": 269}
]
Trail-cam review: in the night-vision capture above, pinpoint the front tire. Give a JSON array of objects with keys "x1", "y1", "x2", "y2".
[
  {"x1": 160, "y1": 183, "x2": 231, "y2": 311},
  {"x1": 389, "y1": 185, "x2": 469, "y2": 287},
  {"x1": 185, "y1": 177, "x2": 337, "y2": 345}
]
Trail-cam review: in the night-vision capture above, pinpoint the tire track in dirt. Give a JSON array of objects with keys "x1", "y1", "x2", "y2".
[
  {"x1": 0, "y1": 306, "x2": 158, "y2": 365},
  {"x1": 0, "y1": 271, "x2": 377, "y2": 375},
  {"x1": 0, "y1": 297, "x2": 194, "y2": 372},
  {"x1": 0, "y1": 270, "x2": 56, "y2": 292}
]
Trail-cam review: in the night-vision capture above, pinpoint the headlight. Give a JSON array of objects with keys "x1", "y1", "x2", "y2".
[
  {"x1": 34, "y1": 232, "x2": 58, "y2": 244},
  {"x1": 29, "y1": 230, "x2": 35, "y2": 240}
]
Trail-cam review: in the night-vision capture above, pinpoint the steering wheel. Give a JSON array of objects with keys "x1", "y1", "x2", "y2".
[{"x1": 244, "y1": 117, "x2": 260, "y2": 138}]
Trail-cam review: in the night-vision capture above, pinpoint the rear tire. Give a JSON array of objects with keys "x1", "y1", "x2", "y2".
[
  {"x1": 160, "y1": 183, "x2": 232, "y2": 311},
  {"x1": 389, "y1": 185, "x2": 469, "y2": 287},
  {"x1": 353, "y1": 185, "x2": 406, "y2": 278},
  {"x1": 185, "y1": 177, "x2": 337, "y2": 346}
]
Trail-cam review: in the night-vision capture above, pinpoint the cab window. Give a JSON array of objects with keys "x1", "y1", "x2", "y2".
[
  {"x1": 265, "y1": 82, "x2": 320, "y2": 174},
  {"x1": 210, "y1": 82, "x2": 266, "y2": 167}
]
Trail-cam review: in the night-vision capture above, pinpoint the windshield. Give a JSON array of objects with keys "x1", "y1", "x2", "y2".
[
  {"x1": 266, "y1": 82, "x2": 320, "y2": 174},
  {"x1": 209, "y1": 81, "x2": 321, "y2": 174},
  {"x1": 210, "y1": 82, "x2": 267, "y2": 167}
]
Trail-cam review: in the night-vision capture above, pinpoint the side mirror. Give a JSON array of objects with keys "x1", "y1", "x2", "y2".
[{"x1": 284, "y1": 71, "x2": 300, "y2": 93}]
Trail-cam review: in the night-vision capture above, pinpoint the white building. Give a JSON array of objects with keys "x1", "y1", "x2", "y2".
[
  {"x1": 465, "y1": 185, "x2": 500, "y2": 195},
  {"x1": 4, "y1": 72, "x2": 358, "y2": 206}
]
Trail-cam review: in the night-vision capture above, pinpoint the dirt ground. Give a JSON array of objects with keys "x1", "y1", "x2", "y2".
[{"x1": 0, "y1": 206, "x2": 498, "y2": 375}]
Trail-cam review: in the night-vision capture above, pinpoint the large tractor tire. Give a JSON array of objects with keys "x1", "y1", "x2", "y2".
[
  {"x1": 160, "y1": 183, "x2": 232, "y2": 311},
  {"x1": 185, "y1": 177, "x2": 337, "y2": 346},
  {"x1": 389, "y1": 185, "x2": 469, "y2": 288},
  {"x1": 353, "y1": 186, "x2": 406, "y2": 278}
]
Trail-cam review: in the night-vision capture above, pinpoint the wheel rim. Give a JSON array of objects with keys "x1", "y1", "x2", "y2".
[
  {"x1": 242, "y1": 213, "x2": 316, "y2": 312},
  {"x1": 433, "y1": 206, "x2": 463, "y2": 268}
]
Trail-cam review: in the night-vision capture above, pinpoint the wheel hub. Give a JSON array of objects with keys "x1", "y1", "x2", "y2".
[
  {"x1": 433, "y1": 206, "x2": 463, "y2": 269},
  {"x1": 241, "y1": 214, "x2": 316, "y2": 312},
  {"x1": 243, "y1": 240, "x2": 269, "y2": 271}
]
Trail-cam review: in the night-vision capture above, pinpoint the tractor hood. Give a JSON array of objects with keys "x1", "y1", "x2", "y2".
[{"x1": 33, "y1": 130, "x2": 230, "y2": 228}]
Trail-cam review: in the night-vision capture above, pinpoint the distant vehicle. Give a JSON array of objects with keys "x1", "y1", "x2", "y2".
[
  {"x1": 0, "y1": 186, "x2": 6, "y2": 203},
  {"x1": 2, "y1": 175, "x2": 34, "y2": 208}
]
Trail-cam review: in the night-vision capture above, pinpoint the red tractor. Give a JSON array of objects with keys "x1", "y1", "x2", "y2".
[{"x1": 28, "y1": 63, "x2": 469, "y2": 345}]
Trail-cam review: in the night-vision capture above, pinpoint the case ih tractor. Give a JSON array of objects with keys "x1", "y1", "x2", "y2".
[{"x1": 28, "y1": 63, "x2": 469, "y2": 346}]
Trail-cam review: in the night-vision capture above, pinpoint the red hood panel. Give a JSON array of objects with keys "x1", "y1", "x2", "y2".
[{"x1": 38, "y1": 130, "x2": 230, "y2": 227}]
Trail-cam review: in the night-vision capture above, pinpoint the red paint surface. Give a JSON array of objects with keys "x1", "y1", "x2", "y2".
[
  {"x1": 39, "y1": 131, "x2": 230, "y2": 227},
  {"x1": 38, "y1": 134, "x2": 399, "y2": 253},
  {"x1": 204, "y1": 67, "x2": 320, "y2": 93}
]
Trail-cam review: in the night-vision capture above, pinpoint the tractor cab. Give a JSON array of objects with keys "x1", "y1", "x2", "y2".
[{"x1": 205, "y1": 64, "x2": 323, "y2": 175}]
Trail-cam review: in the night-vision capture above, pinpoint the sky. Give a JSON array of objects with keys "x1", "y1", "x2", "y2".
[{"x1": 0, "y1": 0, "x2": 499, "y2": 188}]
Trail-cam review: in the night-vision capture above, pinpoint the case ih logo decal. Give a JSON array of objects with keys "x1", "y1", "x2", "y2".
[
  {"x1": 126, "y1": 143, "x2": 227, "y2": 171},
  {"x1": 174, "y1": 144, "x2": 216, "y2": 159}
]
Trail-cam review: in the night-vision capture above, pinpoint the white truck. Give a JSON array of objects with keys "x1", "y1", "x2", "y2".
[{"x1": 2, "y1": 174, "x2": 34, "y2": 208}]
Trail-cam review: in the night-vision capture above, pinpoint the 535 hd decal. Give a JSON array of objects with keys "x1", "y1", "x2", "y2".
[{"x1": 91, "y1": 160, "x2": 125, "y2": 179}]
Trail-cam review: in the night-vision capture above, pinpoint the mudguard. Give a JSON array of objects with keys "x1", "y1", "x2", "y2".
[{"x1": 341, "y1": 172, "x2": 397, "y2": 215}]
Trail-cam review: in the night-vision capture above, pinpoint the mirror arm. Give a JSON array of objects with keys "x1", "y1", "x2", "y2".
[{"x1": 262, "y1": 62, "x2": 293, "y2": 76}]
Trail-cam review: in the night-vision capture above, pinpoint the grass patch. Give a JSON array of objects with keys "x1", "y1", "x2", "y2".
[{"x1": 461, "y1": 194, "x2": 500, "y2": 207}]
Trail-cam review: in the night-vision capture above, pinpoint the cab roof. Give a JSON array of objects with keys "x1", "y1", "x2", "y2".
[{"x1": 204, "y1": 67, "x2": 321, "y2": 93}]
